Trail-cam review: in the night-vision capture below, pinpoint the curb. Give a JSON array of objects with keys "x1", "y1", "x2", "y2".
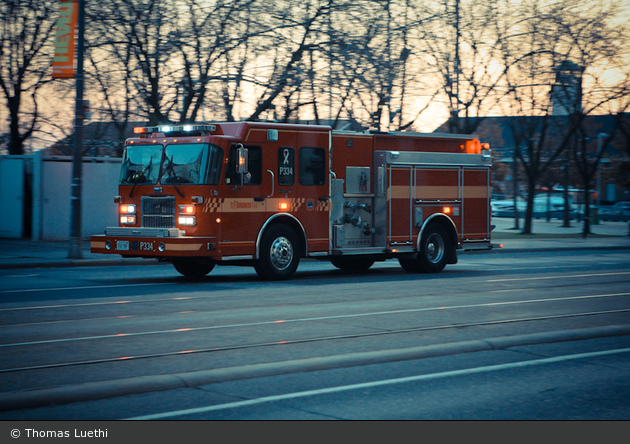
[
  {"x1": 460, "y1": 244, "x2": 630, "y2": 255},
  {"x1": 2, "y1": 324, "x2": 629, "y2": 413}
]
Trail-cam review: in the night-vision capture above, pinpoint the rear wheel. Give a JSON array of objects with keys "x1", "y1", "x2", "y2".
[
  {"x1": 418, "y1": 223, "x2": 449, "y2": 273},
  {"x1": 172, "y1": 258, "x2": 216, "y2": 277},
  {"x1": 399, "y1": 223, "x2": 450, "y2": 273},
  {"x1": 255, "y1": 225, "x2": 300, "y2": 280},
  {"x1": 398, "y1": 257, "x2": 423, "y2": 273}
]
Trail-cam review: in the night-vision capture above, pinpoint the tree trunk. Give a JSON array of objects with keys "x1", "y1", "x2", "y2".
[
  {"x1": 8, "y1": 97, "x2": 23, "y2": 155},
  {"x1": 582, "y1": 178, "x2": 592, "y2": 237},
  {"x1": 522, "y1": 177, "x2": 536, "y2": 234}
]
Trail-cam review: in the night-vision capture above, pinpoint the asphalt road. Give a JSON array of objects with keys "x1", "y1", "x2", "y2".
[{"x1": 0, "y1": 249, "x2": 629, "y2": 420}]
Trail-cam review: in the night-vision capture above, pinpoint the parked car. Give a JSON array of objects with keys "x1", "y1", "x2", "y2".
[
  {"x1": 598, "y1": 202, "x2": 630, "y2": 221},
  {"x1": 491, "y1": 198, "x2": 526, "y2": 217},
  {"x1": 492, "y1": 195, "x2": 578, "y2": 219}
]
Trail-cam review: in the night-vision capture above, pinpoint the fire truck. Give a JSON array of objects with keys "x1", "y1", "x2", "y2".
[{"x1": 90, "y1": 122, "x2": 492, "y2": 280}]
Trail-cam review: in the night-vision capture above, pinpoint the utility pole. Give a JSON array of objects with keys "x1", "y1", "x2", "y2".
[
  {"x1": 328, "y1": 0, "x2": 333, "y2": 126},
  {"x1": 450, "y1": 0, "x2": 460, "y2": 133},
  {"x1": 68, "y1": 0, "x2": 85, "y2": 259}
]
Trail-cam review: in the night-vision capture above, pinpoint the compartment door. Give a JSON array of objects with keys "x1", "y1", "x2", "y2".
[{"x1": 388, "y1": 165, "x2": 413, "y2": 246}]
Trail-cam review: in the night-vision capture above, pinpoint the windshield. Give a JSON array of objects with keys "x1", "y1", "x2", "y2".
[
  {"x1": 160, "y1": 143, "x2": 207, "y2": 184},
  {"x1": 120, "y1": 143, "x2": 223, "y2": 185},
  {"x1": 120, "y1": 145, "x2": 163, "y2": 185}
]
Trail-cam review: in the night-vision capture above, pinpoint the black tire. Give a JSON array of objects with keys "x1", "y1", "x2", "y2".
[
  {"x1": 330, "y1": 256, "x2": 375, "y2": 271},
  {"x1": 417, "y1": 223, "x2": 449, "y2": 273},
  {"x1": 398, "y1": 257, "x2": 423, "y2": 273},
  {"x1": 254, "y1": 225, "x2": 300, "y2": 280},
  {"x1": 172, "y1": 258, "x2": 216, "y2": 277}
]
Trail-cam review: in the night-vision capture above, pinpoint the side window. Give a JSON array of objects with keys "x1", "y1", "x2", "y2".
[
  {"x1": 278, "y1": 147, "x2": 295, "y2": 186},
  {"x1": 299, "y1": 147, "x2": 326, "y2": 186},
  {"x1": 226, "y1": 145, "x2": 262, "y2": 185}
]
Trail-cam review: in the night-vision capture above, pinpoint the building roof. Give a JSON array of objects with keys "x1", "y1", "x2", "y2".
[{"x1": 433, "y1": 114, "x2": 630, "y2": 157}]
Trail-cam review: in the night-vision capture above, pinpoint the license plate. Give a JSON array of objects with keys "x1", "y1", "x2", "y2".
[{"x1": 116, "y1": 240, "x2": 129, "y2": 251}]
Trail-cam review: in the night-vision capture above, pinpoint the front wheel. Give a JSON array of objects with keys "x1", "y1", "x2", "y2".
[
  {"x1": 172, "y1": 258, "x2": 216, "y2": 278},
  {"x1": 255, "y1": 225, "x2": 301, "y2": 280}
]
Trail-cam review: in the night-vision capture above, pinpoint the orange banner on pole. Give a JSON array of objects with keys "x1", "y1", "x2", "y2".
[{"x1": 52, "y1": 1, "x2": 78, "y2": 79}]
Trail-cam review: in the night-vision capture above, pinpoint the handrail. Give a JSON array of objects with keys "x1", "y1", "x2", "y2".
[{"x1": 266, "y1": 169, "x2": 275, "y2": 198}]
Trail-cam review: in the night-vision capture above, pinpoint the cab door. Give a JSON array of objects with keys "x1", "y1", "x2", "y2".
[
  {"x1": 295, "y1": 133, "x2": 330, "y2": 254},
  {"x1": 219, "y1": 143, "x2": 268, "y2": 257}
]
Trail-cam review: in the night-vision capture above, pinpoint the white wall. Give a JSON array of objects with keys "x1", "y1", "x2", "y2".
[
  {"x1": 0, "y1": 154, "x2": 121, "y2": 241},
  {"x1": 0, "y1": 157, "x2": 25, "y2": 238}
]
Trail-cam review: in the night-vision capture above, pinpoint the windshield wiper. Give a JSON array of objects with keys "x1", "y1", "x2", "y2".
[
  {"x1": 129, "y1": 157, "x2": 154, "y2": 198},
  {"x1": 162, "y1": 155, "x2": 184, "y2": 198}
]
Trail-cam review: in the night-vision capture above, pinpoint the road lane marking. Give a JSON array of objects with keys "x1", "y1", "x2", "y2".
[
  {"x1": 488, "y1": 271, "x2": 630, "y2": 283},
  {"x1": 1, "y1": 292, "x2": 629, "y2": 349},
  {"x1": 4, "y1": 274, "x2": 40, "y2": 278},
  {"x1": 0, "y1": 282, "x2": 175, "y2": 295},
  {"x1": 125, "y1": 346, "x2": 630, "y2": 420}
]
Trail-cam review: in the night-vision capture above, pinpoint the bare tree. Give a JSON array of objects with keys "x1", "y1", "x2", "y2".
[
  {"x1": 312, "y1": 0, "x2": 440, "y2": 132},
  {"x1": 499, "y1": 0, "x2": 568, "y2": 233},
  {"x1": 425, "y1": 0, "x2": 511, "y2": 135},
  {"x1": 0, "y1": 0, "x2": 58, "y2": 154},
  {"x1": 242, "y1": 1, "x2": 331, "y2": 121},
  {"x1": 174, "y1": 0, "x2": 264, "y2": 123},
  {"x1": 92, "y1": 0, "x2": 182, "y2": 125},
  {"x1": 548, "y1": 0, "x2": 630, "y2": 236},
  {"x1": 498, "y1": 0, "x2": 630, "y2": 234}
]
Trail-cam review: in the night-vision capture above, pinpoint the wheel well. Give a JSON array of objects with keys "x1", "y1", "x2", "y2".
[
  {"x1": 256, "y1": 215, "x2": 307, "y2": 259},
  {"x1": 419, "y1": 214, "x2": 459, "y2": 253}
]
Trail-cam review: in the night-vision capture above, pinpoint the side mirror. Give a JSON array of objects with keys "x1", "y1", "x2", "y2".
[
  {"x1": 236, "y1": 144, "x2": 248, "y2": 174},
  {"x1": 235, "y1": 144, "x2": 250, "y2": 185}
]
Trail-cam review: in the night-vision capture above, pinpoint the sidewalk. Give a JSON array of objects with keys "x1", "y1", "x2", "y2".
[
  {"x1": 0, "y1": 238, "x2": 157, "y2": 270},
  {"x1": 488, "y1": 217, "x2": 630, "y2": 253},
  {"x1": 0, "y1": 218, "x2": 628, "y2": 269}
]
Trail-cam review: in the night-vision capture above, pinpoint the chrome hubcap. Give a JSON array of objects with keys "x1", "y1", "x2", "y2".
[
  {"x1": 270, "y1": 236, "x2": 293, "y2": 270},
  {"x1": 426, "y1": 233, "x2": 444, "y2": 263}
]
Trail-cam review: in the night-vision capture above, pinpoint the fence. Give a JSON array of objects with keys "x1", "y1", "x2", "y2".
[{"x1": 0, "y1": 153, "x2": 121, "y2": 240}]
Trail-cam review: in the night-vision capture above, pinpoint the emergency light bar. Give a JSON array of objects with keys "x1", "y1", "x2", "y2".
[{"x1": 133, "y1": 124, "x2": 216, "y2": 134}]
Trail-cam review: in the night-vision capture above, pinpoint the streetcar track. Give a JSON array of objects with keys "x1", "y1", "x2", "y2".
[
  {"x1": 1, "y1": 292, "x2": 629, "y2": 348},
  {"x1": 3, "y1": 278, "x2": 630, "y2": 327},
  {"x1": 1, "y1": 307, "x2": 629, "y2": 374},
  {"x1": 0, "y1": 295, "x2": 198, "y2": 313},
  {"x1": 1, "y1": 269, "x2": 629, "y2": 317},
  {"x1": 1, "y1": 266, "x2": 629, "y2": 302},
  {"x1": 487, "y1": 271, "x2": 630, "y2": 282}
]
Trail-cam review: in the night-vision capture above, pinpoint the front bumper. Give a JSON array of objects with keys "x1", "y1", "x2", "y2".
[{"x1": 91, "y1": 227, "x2": 218, "y2": 258}]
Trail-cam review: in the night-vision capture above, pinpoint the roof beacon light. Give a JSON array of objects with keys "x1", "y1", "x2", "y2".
[{"x1": 133, "y1": 124, "x2": 217, "y2": 135}]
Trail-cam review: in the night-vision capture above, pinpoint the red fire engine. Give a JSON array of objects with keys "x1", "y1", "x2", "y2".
[{"x1": 90, "y1": 122, "x2": 492, "y2": 280}]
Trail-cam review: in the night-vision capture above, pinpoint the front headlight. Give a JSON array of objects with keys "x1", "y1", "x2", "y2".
[
  {"x1": 178, "y1": 216, "x2": 196, "y2": 226},
  {"x1": 120, "y1": 204, "x2": 136, "y2": 214}
]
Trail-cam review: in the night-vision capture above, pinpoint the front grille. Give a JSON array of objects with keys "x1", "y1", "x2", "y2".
[{"x1": 141, "y1": 196, "x2": 176, "y2": 228}]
